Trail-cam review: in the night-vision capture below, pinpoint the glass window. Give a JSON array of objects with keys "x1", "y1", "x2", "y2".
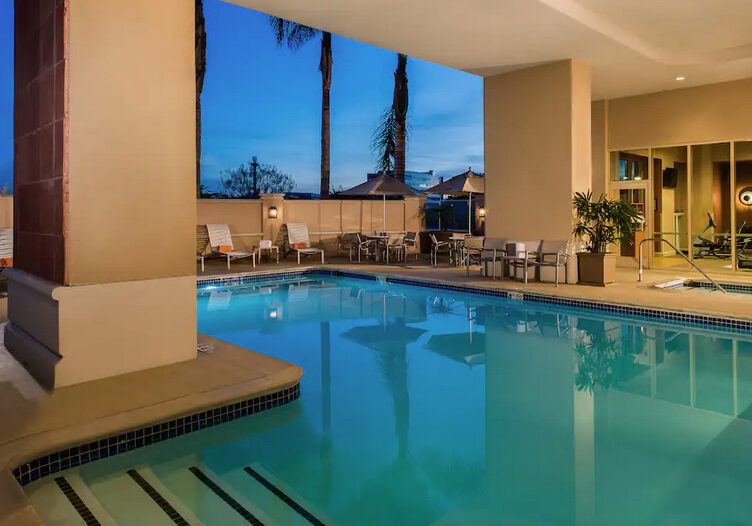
[
  {"x1": 652, "y1": 146, "x2": 689, "y2": 269},
  {"x1": 611, "y1": 149, "x2": 649, "y2": 181},
  {"x1": 735, "y1": 141, "x2": 752, "y2": 271},
  {"x1": 690, "y1": 143, "x2": 731, "y2": 272}
]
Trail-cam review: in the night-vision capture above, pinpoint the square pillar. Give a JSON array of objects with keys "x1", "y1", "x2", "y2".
[
  {"x1": 7, "y1": 0, "x2": 197, "y2": 388},
  {"x1": 484, "y1": 60, "x2": 591, "y2": 240}
]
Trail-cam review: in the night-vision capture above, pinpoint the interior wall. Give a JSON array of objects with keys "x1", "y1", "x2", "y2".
[
  {"x1": 484, "y1": 60, "x2": 591, "y2": 241},
  {"x1": 591, "y1": 100, "x2": 607, "y2": 198},
  {"x1": 66, "y1": 0, "x2": 196, "y2": 285}
]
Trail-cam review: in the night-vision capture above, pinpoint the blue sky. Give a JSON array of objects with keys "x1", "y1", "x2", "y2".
[{"x1": 0, "y1": 0, "x2": 484, "y2": 194}]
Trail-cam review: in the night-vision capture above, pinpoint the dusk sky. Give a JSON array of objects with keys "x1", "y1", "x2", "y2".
[{"x1": 0, "y1": 0, "x2": 484, "y2": 194}]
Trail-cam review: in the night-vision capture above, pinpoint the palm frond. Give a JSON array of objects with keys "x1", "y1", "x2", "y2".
[
  {"x1": 268, "y1": 16, "x2": 318, "y2": 50},
  {"x1": 371, "y1": 106, "x2": 397, "y2": 172}
]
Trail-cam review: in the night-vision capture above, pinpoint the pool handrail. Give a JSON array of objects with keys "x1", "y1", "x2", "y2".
[{"x1": 638, "y1": 237, "x2": 727, "y2": 294}]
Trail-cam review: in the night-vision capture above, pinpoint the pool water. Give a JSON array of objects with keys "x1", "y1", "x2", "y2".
[{"x1": 27, "y1": 274, "x2": 752, "y2": 525}]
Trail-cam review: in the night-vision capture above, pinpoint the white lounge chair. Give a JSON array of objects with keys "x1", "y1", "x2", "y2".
[
  {"x1": 284, "y1": 223, "x2": 325, "y2": 264},
  {"x1": 206, "y1": 224, "x2": 256, "y2": 269},
  {"x1": 0, "y1": 228, "x2": 12, "y2": 269}
]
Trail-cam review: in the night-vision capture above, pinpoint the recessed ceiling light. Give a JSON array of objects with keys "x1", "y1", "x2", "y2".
[{"x1": 675, "y1": 76, "x2": 686, "y2": 81}]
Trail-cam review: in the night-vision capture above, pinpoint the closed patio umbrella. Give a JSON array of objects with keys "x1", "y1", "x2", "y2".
[
  {"x1": 340, "y1": 174, "x2": 423, "y2": 233},
  {"x1": 425, "y1": 168, "x2": 485, "y2": 234}
]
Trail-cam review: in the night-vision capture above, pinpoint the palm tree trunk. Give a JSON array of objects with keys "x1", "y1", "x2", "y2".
[
  {"x1": 393, "y1": 53, "x2": 408, "y2": 182},
  {"x1": 195, "y1": 0, "x2": 207, "y2": 197},
  {"x1": 320, "y1": 32, "x2": 332, "y2": 198}
]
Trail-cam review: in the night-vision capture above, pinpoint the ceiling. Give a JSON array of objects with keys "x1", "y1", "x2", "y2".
[{"x1": 227, "y1": 0, "x2": 752, "y2": 100}]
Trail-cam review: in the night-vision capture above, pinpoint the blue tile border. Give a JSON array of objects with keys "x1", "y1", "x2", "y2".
[
  {"x1": 198, "y1": 269, "x2": 752, "y2": 334},
  {"x1": 12, "y1": 383, "x2": 300, "y2": 487},
  {"x1": 687, "y1": 280, "x2": 752, "y2": 294}
]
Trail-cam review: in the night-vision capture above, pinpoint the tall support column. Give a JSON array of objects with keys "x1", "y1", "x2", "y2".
[
  {"x1": 8, "y1": 0, "x2": 197, "y2": 388},
  {"x1": 484, "y1": 60, "x2": 591, "y2": 240}
]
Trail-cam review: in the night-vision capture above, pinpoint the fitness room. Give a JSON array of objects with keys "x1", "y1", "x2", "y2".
[{"x1": 608, "y1": 140, "x2": 752, "y2": 274}]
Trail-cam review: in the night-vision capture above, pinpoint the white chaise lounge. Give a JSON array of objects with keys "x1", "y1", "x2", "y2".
[
  {"x1": 206, "y1": 224, "x2": 256, "y2": 269},
  {"x1": 284, "y1": 223, "x2": 325, "y2": 264}
]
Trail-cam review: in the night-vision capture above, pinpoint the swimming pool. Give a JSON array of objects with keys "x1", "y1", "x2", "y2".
[{"x1": 26, "y1": 272, "x2": 752, "y2": 525}]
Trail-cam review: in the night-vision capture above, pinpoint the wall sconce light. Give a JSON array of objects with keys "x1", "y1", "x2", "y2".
[
  {"x1": 478, "y1": 207, "x2": 486, "y2": 218},
  {"x1": 739, "y1": 187, "x2": 752, "y2": 207},
  {"x1": 268, "y1": 206, "x2": 278, "y2": 219}
]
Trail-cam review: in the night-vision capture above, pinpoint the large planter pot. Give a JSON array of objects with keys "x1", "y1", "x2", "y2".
[{"x1": 577, "y1": 252, "x2": 616, "y2": 286}]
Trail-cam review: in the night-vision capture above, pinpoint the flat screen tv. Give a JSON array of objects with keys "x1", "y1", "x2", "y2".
[{"x1": 663, "y1": 168, "x2": 678, "y2": 188}]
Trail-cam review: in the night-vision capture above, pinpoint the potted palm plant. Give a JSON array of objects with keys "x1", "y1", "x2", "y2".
[{"x1": 573, "y1": 191, "x2": 642, "y2": 286}]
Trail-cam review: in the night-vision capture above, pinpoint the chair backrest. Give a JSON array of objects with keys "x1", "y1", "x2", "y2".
[
  {"x1": 483, "y1": 237, "x2": 507, "y2": 250},
  {"x1": 465, "y1": 236, "x2": 484, "y2": 249},
  {"x1": 430, "y1": 233, "x2": 439, "y2": 245},
  {"x1": 388, "y1": 234, "x2": 404, "y2": 246},
  {"x1": 206, "y1": 224, "x2": 234, "y2": 251},
  {"x1": 259, "y1": 239, "x2": 272, "y2": 249},
  {"x1": 286, "y1": 223, "x2": 311, "y2": 248},
  {"x1": 405, "y1": 231, "x2": 417, "y2": 245},
  {"x1": 521, "y1": 240, "x2": 543, "y2": 255},
  {"x1": 539, "y1": 240, "x2": 568, "y2": 255}
]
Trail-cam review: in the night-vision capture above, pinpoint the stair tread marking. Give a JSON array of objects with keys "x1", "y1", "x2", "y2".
[
  {"x1": 243, "y1": 466, "x2": 326, "y2": 526},
  {"x1": 127, "y1": 469, "x2": 191, "y2": 526},
  {"x1": 189, "y1": 466, "x2": 265, "y2": 526},
  {"x1": 54, "y1": 476, "x2": 102, "y2": 526}
]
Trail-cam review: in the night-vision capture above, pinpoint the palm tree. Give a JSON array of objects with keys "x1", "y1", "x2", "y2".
[
  {"x1": 269, "y1": 18, "x2": 332, "y2": 198},
  {"x1": 195, "y1": 0, "x2": 207, "y2": 197},
  {"x1": 393, "y1": 54, "x2": 408, "y2": 181},
  {"x1": 371, "y1": 54, "x2": 409, "y2": 181}
]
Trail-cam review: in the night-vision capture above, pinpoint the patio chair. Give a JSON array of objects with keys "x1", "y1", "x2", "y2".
[
  {"x1": 0, "y1": 228, "x2": 13, "y2": 270},
  {"x1": 280, "y1": 223, "x2": 325, "y2": 264},
  {"x1": 206, "y1": 224, "x2": 256, "y2": 270},
  {"x1": 430, "y1": 233, "x2": 453, "y2": 266},
  {"x1": 479, "y1": 238, "x2": 507, "y2": 279},
  {"x1": 352, "y1": 233, "x2": 377, "y2": 262},
  {"x1": 504, "y1": 240, "x2": 542, "y2": 284},
  {"x1": 386, "y1": 234, "x2": 407, "y2": 263},
  {"x1": 404, "y1": 231, "x2": 419, "y2": 260},
  {"x1": 530, "y1": 240, "x2": 570, "y2": 286},
  {"x1": 196, "y1": 225, "x2": 209, "y2": 272},
  {"x1": 462, "y1": 236, "x2": 484, "y2": 272}
]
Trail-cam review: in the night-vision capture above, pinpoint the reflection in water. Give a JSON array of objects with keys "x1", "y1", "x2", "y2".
[{"x1": 196, "y1": 277, "x2": 752, "y2": 526}]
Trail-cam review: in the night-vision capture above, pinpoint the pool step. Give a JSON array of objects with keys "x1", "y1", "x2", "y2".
[
  {"x1": 28, "y1": 461, "x2": 332, "y2": 525},
  {"x1": 150, "y1": 461, "x2": 279, "y2": 526}
]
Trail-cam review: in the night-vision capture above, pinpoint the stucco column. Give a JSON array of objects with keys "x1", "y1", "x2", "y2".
[
  {"x1": 7, "y1": 0, "x2": 197, "y2": 388},
  {"x1": 260, "y1": 193, "x2": 285, "y2": 245},
  {"x1": 484, "y1": 60, "x2": 591, "y2": 241}
]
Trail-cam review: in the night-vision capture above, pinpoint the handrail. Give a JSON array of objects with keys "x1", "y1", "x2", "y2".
[{"x1": 638, "y1": 238, "x2": 727, "y2": 293}]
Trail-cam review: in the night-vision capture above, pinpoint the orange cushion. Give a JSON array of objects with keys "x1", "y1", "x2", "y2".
[
  {"x1": 218, "y1": 245, "x2": 232, "y2": 254},
  {"x1": 0, "y1": 257, "x2": 12, "y2": 267},
  {"x1": 293, "y1": 243, "x2": 307, "y2": 249}
]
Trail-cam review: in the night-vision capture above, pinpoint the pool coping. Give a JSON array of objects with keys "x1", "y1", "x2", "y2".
[
  {"x1": 198, "y1": 266, "x2": 752, "y2": 333},
  {"x1": 1, "y1": 335, "x2": 302, "y2": 524}
]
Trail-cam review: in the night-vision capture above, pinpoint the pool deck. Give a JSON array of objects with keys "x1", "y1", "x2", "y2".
[
  {"x1": 0, "y1": 328, "x2": 302, "y2": 525},
  {"x1": 200, "y1": 256, "x2": 752, "y2": 320}
]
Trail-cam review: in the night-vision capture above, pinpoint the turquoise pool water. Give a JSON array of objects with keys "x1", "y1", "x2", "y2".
[{"x1": 27, "y1": 274, "x2": 752, "y2": 525}]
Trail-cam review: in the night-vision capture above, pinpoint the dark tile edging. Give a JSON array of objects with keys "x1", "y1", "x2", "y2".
[
  {"x1": 688, "y1": 280, "x2": 752, "y2": 294},
  {"x1": 13, "y1": 383, "x2": 300, "y2": 487},
  {"x1": 198, "y1": 268, "x2": 752, "y2": 333}
]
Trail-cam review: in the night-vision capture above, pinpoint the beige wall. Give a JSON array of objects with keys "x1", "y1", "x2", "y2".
[
  {"x1": 607, "y1": 77, "x2": 752, "y2": 151},
  {"x1": 484, "y1": 60, "x2": 591, "y2": 241},
  {"x1": 591, "y1": 101, "x2": 607, "y2": 198},
  {"x1": 197, "y1": 196, "x2": 427, "y2": 253},
  {"x1": 0, "y1": 196, "x2": 12, "y2": 229},
  {"x1": 66, "y1": 0, "x2": 196, "y2": 285}
]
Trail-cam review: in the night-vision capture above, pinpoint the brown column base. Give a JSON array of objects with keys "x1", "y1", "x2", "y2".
[{"x1": 4, "y1": 269, "x2": 197, "y2": 389}]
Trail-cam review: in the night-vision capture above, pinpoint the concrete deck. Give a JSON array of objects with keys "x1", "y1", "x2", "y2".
[
  {"x1": 0, "y1": 325, "x2": 301, "y2": 525},
  {"x1": 199, "y1": 255, "x2": 752, "y2": 320}
]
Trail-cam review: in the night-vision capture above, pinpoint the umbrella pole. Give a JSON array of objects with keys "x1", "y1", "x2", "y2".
[
  {"x1": 468, "y1": 192, "x2": 472, "y2": 235},
  {"x1": 383, "y1": 195, "x2": 386, "y2": 234}
]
